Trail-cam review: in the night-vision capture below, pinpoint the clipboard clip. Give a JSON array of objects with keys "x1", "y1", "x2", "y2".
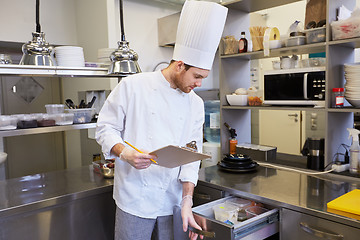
[{"x1": 181, "y1": 141, "x2": 198, "y2": 152}]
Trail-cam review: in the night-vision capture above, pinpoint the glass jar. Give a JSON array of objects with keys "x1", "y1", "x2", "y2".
[
  {"x1": 0, "y1": 54, "x2": 12, "y2": 64},
  {"x1": 332, "y1": 88, "x2": 344, "y2": 108}
]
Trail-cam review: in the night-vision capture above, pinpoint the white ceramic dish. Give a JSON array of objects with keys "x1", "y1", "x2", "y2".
[{"x1": 226, "y1": 94, "x2": 248, "y2": 106}]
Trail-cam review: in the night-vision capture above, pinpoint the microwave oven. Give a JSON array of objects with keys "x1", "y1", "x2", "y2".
[{"x1": 263, "y1": 67, "x2": 326, "y2": 107}]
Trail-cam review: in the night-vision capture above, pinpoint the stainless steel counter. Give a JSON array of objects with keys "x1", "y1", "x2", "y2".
[
  {"x1": 0, "y1": 166, "x2": 115, "y2": 240},
  {"x1": 198, "y1": 164, "x2": 360, "y2": 229}
]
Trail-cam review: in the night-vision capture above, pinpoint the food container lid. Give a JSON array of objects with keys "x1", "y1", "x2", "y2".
[
  {"x1": 226, "y1": 198, "x2": 251, "y2": 208},
  {"x1": 332, "y1": 88, "x2": 344, "y2": 92}
]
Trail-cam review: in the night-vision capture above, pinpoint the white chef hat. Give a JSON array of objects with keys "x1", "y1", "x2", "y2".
[{"x1": 173, "y1": 0, "x2": 228, "y2": 70}]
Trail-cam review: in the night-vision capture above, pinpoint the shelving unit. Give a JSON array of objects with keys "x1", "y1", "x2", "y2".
[
  {"x1": 0, "y1": 123, "x2": 97, "y2": 137},
  {"x1": 0, "y1": 65, "x2": 119, "y2": 137},
  {"x1": 219, "y1": 0, "x2": 359, "y2": 168}
]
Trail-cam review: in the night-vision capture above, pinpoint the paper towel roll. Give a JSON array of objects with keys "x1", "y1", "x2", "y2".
[{"x1": 263, "y1": 27, "x2": 280, "y2": 56}]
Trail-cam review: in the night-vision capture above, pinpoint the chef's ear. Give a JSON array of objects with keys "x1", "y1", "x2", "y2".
[{"x1": 175, "y1": 60, "x2": 186, "y2": 72}]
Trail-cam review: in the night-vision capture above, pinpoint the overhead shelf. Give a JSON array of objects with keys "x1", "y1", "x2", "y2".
[
  {"x1": 222, "y1": 105, "x2": 327, "y2": 111},
  {"x1": 0, "y1": 123, "x2": 97, "y2": 137},
  {"x1": 223, "y1": 0, "x2": 303, "y2": 13},
  {"x1": 0, "y1": 65, "x2": 117, "y2": 77},
  {"x1": 221, "y1": 42, "x2": 326, "y2": 60}
]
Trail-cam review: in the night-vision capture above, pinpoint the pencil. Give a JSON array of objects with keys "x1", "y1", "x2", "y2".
[{"x1": 124, "y1": 141, "x2": 158, "y2": 164}]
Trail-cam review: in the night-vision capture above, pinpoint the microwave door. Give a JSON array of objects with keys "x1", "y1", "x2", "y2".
[{"x1": 303, "y1": 73, "x2": 309, "y2": 100}]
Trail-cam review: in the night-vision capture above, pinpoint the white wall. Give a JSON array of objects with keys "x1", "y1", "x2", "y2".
[
  {"x1": 0, "y1": 0, "x2": 78, "y2": 45},
  {"x1": 62, "y1": 0, "x2": 180, "y2": 168}
]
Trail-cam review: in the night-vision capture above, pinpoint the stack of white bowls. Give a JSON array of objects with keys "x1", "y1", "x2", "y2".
[
  {"x1": 55, "y1": 46, "x2": 85, "y2": 67},
  {"x1": 344, "y1": 63, "x2": 360, "y2": 107},
  {"x1": 97, "y1": 48, "x2": 116, "y2": 67}
]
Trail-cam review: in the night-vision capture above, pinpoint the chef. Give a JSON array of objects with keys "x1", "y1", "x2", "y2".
[{"x1": 95, "y1": 1, "x2": 227, "y2": 239}]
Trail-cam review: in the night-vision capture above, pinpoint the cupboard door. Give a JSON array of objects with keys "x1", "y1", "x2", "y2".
[{"x1": 259, "y1": 110, "x2": 302, "y2": 155}]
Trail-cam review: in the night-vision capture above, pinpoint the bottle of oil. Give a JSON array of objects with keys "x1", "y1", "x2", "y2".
[{"x1": 239, "y1": 32, "x2": 248, "y2": 53}]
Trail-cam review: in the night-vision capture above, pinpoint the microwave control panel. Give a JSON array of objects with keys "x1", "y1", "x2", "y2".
[{"x1": 309, "y1": 72, "x2": 326, "y2": 100}]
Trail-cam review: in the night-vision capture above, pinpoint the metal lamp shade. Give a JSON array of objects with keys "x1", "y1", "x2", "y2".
[
  {"x1": 19, "y1": 32, "x2": 56, "y2": 66},
  {"x1": 108, "y1": 41, "x2": 141, "y2": 76}
]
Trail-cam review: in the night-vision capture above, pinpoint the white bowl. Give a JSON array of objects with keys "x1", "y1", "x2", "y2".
[
  {"x1": 226, "y1": 94, "x2": 248, "y2": 106},
  {"x1": 0, "y1": 152, "x2": 7, "y2": 165},
  {"x1": 346, "y1": 98, "x2": 360, "y2": 107}
]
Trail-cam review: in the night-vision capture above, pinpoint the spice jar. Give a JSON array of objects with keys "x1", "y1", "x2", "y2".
[{"x1": 332, "y1": 88, "x2": 344, "y2": 108}]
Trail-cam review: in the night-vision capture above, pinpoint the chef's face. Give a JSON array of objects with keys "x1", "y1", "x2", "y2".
[{"x1": 174, "y1": 63, "x2": 209, "y2": 93}]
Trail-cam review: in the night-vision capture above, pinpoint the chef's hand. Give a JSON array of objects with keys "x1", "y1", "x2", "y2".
[
  {"x1": 120, "y1": 147, "x2": 155, "y2": 169},
  {"x1": 181, "y1": 195, "x2": 204, "y2": 240}
]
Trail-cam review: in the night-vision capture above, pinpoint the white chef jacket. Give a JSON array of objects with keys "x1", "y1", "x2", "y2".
[{"x1": 95, "y1": 70, "x2": 204, "y2": 218}]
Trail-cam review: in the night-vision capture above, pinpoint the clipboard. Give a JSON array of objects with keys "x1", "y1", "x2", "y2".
[{"x1": 149, "y1": 145, "x2": 211, "y2": 168}]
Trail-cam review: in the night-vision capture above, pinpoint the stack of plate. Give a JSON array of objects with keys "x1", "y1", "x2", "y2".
[
  {"x1": 97, "y1": 48, "x2": 116, "y2": 67},
  {"x1": 344, "y1": 63, "x2": 360, "y2": 107},
  {"x1": 55, "y1": 46, "x2": 85, "y2": 67},
  {"x1": 217, "y1": 154, "x2": 258, "y2": 173}
]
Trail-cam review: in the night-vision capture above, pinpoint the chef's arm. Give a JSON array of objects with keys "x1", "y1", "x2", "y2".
[
  {"x1": 181, "y1": 181, "x2": 204, "y2": 240},
  {"x1": 111, "y1": 143, "x2": 155, "y2": 169},
  {"x1": 111, "y1": 143, "x2": 126, "y2": 156}
]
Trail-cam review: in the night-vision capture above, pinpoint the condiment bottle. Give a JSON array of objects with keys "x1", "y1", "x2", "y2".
[
  {"x1": 239, "y1": 32, "x2": 248, "y2": 53},
  {"x1": 224, "y1": 122, "x2": 238, "y2": 155},
  {"x1": 332, "y1": 88, "x2": 344, "y2": 108}
]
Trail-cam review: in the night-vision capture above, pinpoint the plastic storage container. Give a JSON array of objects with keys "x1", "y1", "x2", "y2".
[
  {"x1": 285, "y1": 36, "x2": 305, "y2": 47},
  {"x1": 53, "y1": 113, "x2": 74, "y2": 125},
  {"x1": 248, "y1": 88, "x2": 263, "y2": 106},
  {"x1": 226, "y1": 198, "x2": 251, "y2": 210},
  {"x1": 212, "y1": 202, "x2": 238, "y2": 223},
  {"x1": 65, "y1": 108, "x2": 94, "y2": 124},
  {"x1": 331, "y1": 18, "x2": 360, "y2": 40},
  {"x1": 309, "y1": 57, "x2": 326, "y2": 67},
  {"x1": 45, "y1": 104, "x2": 65, "y2": 114},
  {"x1": 245, "y1": 206, "x2": 269, "y2": 216},
  {"x1": 204, "y1": 100, "x2": 220, "y2": 143},
  {"x1": 304, "y1": 27, "x2": 326, "y2": 43},
  {"x1": 0, "y1": 115, "x2": 17, "y2": 130}
]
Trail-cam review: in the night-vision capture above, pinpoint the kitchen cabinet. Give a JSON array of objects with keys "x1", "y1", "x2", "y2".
[
  {"x1": 219, "y1": 0, "x2": 359, "y2": 168},
  {"x1": 281, "y1": 208, "x2": 360, "y2": 239}
]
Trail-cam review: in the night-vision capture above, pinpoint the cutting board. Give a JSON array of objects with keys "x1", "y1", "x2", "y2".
[
  {"x1": 150, "y1": 145, "x2": 210, "y2": 168},
  {"x1": 327, "y1": 189, "x2": 360, "y2": 220}
]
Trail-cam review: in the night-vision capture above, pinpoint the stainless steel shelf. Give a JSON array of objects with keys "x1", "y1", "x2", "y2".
[
  {"x1": 0, "y1": 123, "x2": 96, "y2": 137},
  {"x1": 222, "y1": 105, "x2": 327, "y2": 111},
  {"x1": 328, "y1": 37, "x2": 360, "y2": 49},
  {"x1": 223, "y1": 0, "x2": 303, "y2": 13},
  {"x1": 220, "y1": 42, "x2": 326, "y2": 60},
  {"x1": 328, "y1": 107, "x2": 360, "y2": 113},
  {"x1": 0, "y1": 65, "x2": 116, "y2": 77}
]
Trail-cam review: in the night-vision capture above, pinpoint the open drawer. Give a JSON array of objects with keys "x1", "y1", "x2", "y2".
[{"x1": 190, "y1": 196, "x2": 279, "y2": 240}]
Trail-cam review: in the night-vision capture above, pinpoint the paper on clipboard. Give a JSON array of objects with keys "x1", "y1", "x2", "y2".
[{"x1": 149, "y1": 145, "x2": 211, "y2": 168}]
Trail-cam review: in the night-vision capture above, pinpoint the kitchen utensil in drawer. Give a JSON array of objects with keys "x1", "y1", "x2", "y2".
[{"x1": 192, "y1": 196, "x2": 279, "y2": 239}]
